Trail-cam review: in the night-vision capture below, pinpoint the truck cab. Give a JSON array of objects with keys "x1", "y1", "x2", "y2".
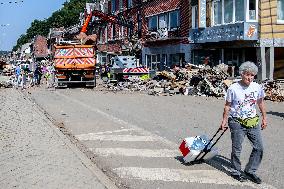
[
  {"x1": 109, "y1": 55, "x2": 149, "y2": 82},
  {"x1": 110, "y1": 56, "x2": 138, "y2": 69}
]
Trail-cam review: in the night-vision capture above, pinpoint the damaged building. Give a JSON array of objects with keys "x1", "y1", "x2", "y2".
[
  {"x1": 188, "y1": 0, "x2": 284, "y2": 80},
  {"x1": 45, "y1": 0, "x2": 283, "y2": 80}
]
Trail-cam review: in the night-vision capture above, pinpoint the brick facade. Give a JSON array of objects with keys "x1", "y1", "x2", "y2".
[
  {"x1": 96, "y1": 0, "x2": 191, "y2": 69},
  {"x1": 33, "y1": 35, "x2": 48, "y2": 59}
]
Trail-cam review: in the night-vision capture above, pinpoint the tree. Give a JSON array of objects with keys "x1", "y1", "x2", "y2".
[{"x1": 13, "y1": 0, "x2": 92, "y2": 51}]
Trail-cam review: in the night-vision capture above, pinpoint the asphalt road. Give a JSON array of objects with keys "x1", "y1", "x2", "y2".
[{"x1": 28, "y1": 87, "x2": 284, "y2": 189}]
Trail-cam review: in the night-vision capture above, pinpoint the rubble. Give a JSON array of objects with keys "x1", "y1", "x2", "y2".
[
  {"x1": 102, "y1": 65, "x2": 232, "y2": 97},
  {"x1": 0, "y1": 75, "x2": 13, "y2": 88},
  {"x1": 263, "y1": 80, "x2": 284, "y2": 102},
  {"x1": 98, "y1": 65, "x2": 283, "y2": 102}
]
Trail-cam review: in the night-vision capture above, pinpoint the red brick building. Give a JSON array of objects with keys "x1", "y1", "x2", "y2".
[
  {"x1": 95, "y1": 0, "x2": 191, "y2": 70},
  {"x1": 32, "y1": 35, "x2": 49, "y2": 61}
]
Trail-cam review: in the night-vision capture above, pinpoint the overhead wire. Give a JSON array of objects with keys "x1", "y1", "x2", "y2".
[{"x1": 0, "y1": 1, "x2": 24, "y2": 5}]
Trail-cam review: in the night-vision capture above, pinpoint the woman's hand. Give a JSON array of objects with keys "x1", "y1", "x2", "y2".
[
  {"x1": 220, "y1": 120, "x2": 228, "y2": 131},
  {"x1": 261, "y1": 117, "x2": 267, "y2": 130}
]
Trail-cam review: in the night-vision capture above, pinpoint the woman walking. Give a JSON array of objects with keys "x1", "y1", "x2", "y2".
[{"x1": 220, "y1": 61, "x2": 267, "y2": 184}]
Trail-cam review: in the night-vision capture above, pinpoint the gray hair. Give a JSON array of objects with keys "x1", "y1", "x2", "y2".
[{"x1": 239, "y1": 61, "x2": 258, "y2": 75}]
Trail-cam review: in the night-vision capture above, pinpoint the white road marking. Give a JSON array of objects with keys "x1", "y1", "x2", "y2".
[
  {"x1": 113, "y1": 167, "x2": 277, "y2": 189},
  {"x1": 76, "y1": 134, "x2": 159, "y2": 142},
  {"x1": 89, "y1": 148, "x2": 179, "y2": 157},
  {"x1": 56, "y1": 92, "x2": 178, "y2": 147},
  {"x1": 89, "y1": 128, "x2": 136, "y2": 135},
  {"x1": 55, "y1": 92, "x2": 277, "y2": 189}
]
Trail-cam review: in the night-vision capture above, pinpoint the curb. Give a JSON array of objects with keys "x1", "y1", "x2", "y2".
[{"x1": 20, "y1": 89, "x2": 119, "y2": 189}]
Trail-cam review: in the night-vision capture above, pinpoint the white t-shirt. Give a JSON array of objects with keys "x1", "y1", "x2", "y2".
[{"x1": 225, "y1": 82, "x2": 265, "y2": 119}]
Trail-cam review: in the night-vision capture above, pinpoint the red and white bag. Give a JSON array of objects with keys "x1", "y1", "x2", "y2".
[{"x1": 179, "y1": 136, "x2": 218, "y2": 163}]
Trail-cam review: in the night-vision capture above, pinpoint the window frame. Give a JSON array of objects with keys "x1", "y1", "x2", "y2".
[
  {"x1": 158, "y1": 14, "x2": 168, "y2": 29},
  {"x1": 211, "y1": 0, "x2": 223, "y2": 26},
  {"x1": 246, "y1": 0, "x2": 258, "y2": 22},
  {"x1": 148, "y1": 16, "x2": 158, "y2": 31},
  {"x1": 223, "y1": 0, "x2": 234, "y2": 24},
  {"x1": 99, "y1": 29, "x2": 103, "y2": 44},
  {"x1": 211, "y1": 0, "x2": 256, "y2": 26},
  {"x1": 169, "y1": 10, "x2": 180, "y2": 30},
  {"x1": 105, "y1": 27, "x2": 108, "y2": 42},
  {"x1": 127, "y1": 0, "x2": 133, "y2": 9},
  {"x1": 147, "y1": 9, "x2": 180, "y2": 31},
  {"x1": 192, "y1": 5, "x2": 198, "y2": 28},
  {"x1": 111, "y1": 0, "x2": 116, "y2": 13},
  {"x1": 119, "y1": 0, "x2": 123, "y2": 11},
  {"x1": 119, "y1": 26, "x2": 124, "y2": 39},
  {"x1": 235, "y1": 0, "x2": 245, "y2": 22},
  {"x1": 111, "y1": 24, "x2": 116, "y2": 40},
  {"x1": 146, "y1": 54, "x2": 160, "y2": 70}
]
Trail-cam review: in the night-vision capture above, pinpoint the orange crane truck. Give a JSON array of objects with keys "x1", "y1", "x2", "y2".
[{"x1": 54, "y1": 44, "x2": 96, "y2": 88}]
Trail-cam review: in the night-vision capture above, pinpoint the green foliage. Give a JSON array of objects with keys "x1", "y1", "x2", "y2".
[{"x1": 13, "y1": 0, "x2": 92, "y2": 51}]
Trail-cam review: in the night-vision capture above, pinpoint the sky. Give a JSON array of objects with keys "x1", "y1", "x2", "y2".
[{"x1": 0, "y1": 0, "x2": 67, "y2": 51}]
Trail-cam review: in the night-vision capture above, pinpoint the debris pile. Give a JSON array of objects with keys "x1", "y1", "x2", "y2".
[
  {"x1": 100, "y1": 64, "x2": 284, "y2": 102},
  {"x1": 263, "y1": 80, "x2": 284, "y2": 102},
  {"x1": 103, "y1": 65, "x2": 232, "y2": 97},
  {"x1": 0, "y1": 75, "x2": 13, "y2": 88}
]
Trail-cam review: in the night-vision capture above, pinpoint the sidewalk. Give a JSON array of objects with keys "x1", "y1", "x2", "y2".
[{"x1": 0, "y1": 88, "x2": 117, "y2": 189}]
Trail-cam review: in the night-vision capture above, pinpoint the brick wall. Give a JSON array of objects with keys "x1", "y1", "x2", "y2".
[
  {"x1": 33, "y1": 35, "x2": 48, "y2": 58},
  {"x1": 97, "y1": 0, "x2": 190, "y2": 53}
]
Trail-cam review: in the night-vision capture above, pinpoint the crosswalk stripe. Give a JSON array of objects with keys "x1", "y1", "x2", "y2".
[
  {"x1": 76, "y1": 134, "x2": 159, "y2": 142},
  {"x1": 89, "y1": 148, "x2": 179, "y2": 157},
  {"x1": 89, "y1": 128, "x2": 136, "y2": 135},
  {"x1": 113, "y1": 167, "x2": 277, "y2": 189},
  {"x1": 56, "y1": 91, "x2": 178, "y2": 148}
]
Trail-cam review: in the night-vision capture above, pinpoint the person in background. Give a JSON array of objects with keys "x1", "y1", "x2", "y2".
[
  {"x1": 14, "y1": 64, "x2": 21, "y2": 88},
  {"x1": 220, "y1": 61, "x2": 267, "y2": 184},
  {"x1": 21, "y1": 66, "x2": 29, "y2": 90},
  {"x1": 34, "y1": 64, "x2": 42, "y2": 85},
  {"x1": 203, "y1": 57, "x2": 211, "y2": 68},
  {"x1": 41, "y1": 65, "x2": 48, "y2": 85}
]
